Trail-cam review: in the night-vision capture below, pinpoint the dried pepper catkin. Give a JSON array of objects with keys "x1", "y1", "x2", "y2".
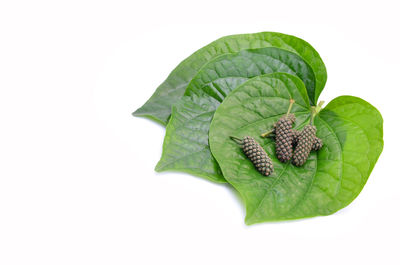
[
  {"x1": 293, "y1": 130, "x2": 323, "y2": 151},
  {"x1": 312, "y1": 137, "x2": 323, "y2": 151},
  {"x1": 292, "y1": 102, "x2": 324, "y2": 167},
  {"x1": 230, "y1": 136, "x2": 274, "y2": 176},
  {"x1": 261, "y1": 99, "x2": 296, "y2": 163},
  {"x1": 292, "y1": 124, "x2": 317, "y2": 166}
]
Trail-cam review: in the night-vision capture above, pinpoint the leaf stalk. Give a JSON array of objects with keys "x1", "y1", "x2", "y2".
[{"x1": 230, "y1": 136, "x2": 243, "y2": 145}]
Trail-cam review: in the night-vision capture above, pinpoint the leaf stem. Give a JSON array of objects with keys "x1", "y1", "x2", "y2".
[
  {"x1": 310, "y1": 107, "x2": 316, "y2": 124},
  {"x1": 230, "y1": 136, "x2": 243, "y2": 145},
  {"x1": 310, "y1": 100, "x2": 324, "y2": 124},
  {"x1": 286, "y1": 99, "x2": 295, "y2": 117},
  {"x1": 261, "y1": 129, "x2": 274, "y2": 138},
  {"x1": 315, "y1": 100, "x2": 325, "y2": 114}
]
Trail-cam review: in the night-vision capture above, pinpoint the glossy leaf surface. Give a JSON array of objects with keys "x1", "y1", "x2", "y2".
[
  {"x1": 133, "y1": 32, "x2": 327, "y2": 125},
  {"x1": 209, "y1": 74, "x2": 383, "y2": 224},
  {"x1": 156, "y1": 49, "x2": 315, "y2": 182}
]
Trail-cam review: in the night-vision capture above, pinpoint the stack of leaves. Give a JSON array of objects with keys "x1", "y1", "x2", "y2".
[{"x1": 133, "y1": 32, "x2": 384, "y2": 224}]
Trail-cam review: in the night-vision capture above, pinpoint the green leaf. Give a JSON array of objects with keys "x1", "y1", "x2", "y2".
[
  {"x1": 133, "y1": 32, "x2": 327, "y2": 125},
  {"x1": 155, "y1": 48, "x2": 316, "y2": 182},
  {"x1": 209, "y1": 74, "x2": 384, "y2": 224}
]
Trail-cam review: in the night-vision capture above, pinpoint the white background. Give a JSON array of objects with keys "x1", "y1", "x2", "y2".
[{"x1": 1, "y1": 0, "x2": 399, "y2": 264}]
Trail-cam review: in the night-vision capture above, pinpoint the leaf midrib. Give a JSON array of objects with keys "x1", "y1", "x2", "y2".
[
  {"x1": 245, "y1": 117, "x2": 311, "y2": 221},
  {"x1": 279, "y1": 117, "x2": 344, "y2": 218}
]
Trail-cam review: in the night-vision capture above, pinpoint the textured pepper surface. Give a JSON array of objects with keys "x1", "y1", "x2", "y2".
[
  {"x1": 292, "y1": 125, "x2": 316, "y2": 166},
  {"x1": 242, "y1": 136, "x2": 274, "y2": 176},
  {"x1": 312, "y1": 137, "x2": 323, "y2": 151},
  {"x1": 274, "y1": 113, "x2": 296, "y2": 163},
  {"x1": 293, "y1": 130, "x2": 323, "y2": 151}
]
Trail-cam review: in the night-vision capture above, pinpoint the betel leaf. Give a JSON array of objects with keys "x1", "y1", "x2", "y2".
[
  {"x1": 133, "y1": 32, "x2": 327, "y2": 125},
  {"x1": 209, "y1": 73, "x2": 384, "y2": 224},
  {"x1": 155, "y1": 48, "x2": 316, "y2": 182}
]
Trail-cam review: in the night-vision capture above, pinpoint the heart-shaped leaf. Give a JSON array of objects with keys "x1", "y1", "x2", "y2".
[
  {"x1": 133, "y1": 32, "x2": 327, "y2": 125},
  {"x1": 209, "y1": 73, "x2": 383, "y2": 224},
  {"x1": 156, "y1": 48, "x2": 316, "y2": 182}
]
